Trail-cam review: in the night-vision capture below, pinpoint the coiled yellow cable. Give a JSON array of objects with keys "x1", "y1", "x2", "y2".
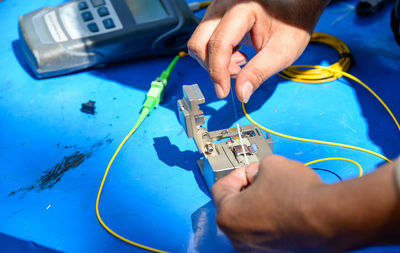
[{"x1": 279, "y1": 32, "x2": 352, "y2": 83}]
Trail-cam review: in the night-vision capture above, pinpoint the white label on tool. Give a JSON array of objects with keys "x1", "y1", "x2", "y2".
[
  {"x1": 60, "y1": 3, "x2": 87, "y2": 40},
  {"x1": 44, "y1": 11, "x2": 68, "y2": 42}
]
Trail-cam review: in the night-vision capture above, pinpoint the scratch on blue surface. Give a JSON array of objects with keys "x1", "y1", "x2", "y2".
[{"x1": 7, "y1": 137, "x2": 113, "y2": 198}]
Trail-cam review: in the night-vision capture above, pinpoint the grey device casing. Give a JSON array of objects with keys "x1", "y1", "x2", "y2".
[{"x1": 19, "y1": 0, "x2": 199, "y2": 78}]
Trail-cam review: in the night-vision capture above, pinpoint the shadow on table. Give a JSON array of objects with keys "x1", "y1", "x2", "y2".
[
  {"x1": 152, "y1": 136, "x2": 209, "y2": 196},
  {"x1": 190, "y1": 201, "x2": 237, "y2": 253},
  {"x1": 12, "y1": 40, "x2": 38, "y2": 80},
  {"x1": 88, "y1": 55, "x2": 277, "y2": 131},
  {"x1": 0, "y1": 232, "x2": 60, "y2": 253},
  {"x1": 344, "y1": 36, "x2": 400, "y2": 161}
]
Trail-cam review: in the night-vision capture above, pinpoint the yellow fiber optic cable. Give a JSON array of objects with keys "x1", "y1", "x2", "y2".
[
  {"x1": 273, "y1": 33, "x2": 399, "y2": 177},
  {"x1": 289, "y1": 65, "x2": 400, "y2": 132},
  {"x1": 305, "y1": 157, "x2": 363, "y2": 177},
  {"x1": 96, "y1": 52, "x2": 188, "y2": 253},
  {"x1": 189, "y1": 1, "x2": 212, "y2": 11},
  {"x1": 243, "y1": 102, "x2": 393, "y2": 163},
  {"x1": 95, "y1": 108, "x2": 168, "y2": 253},
  {"x1": 198, "y1": 1, "x2": 212, "y2": 9},
  {"x1": 243, "y1": 65, "x2": 399, "y2": 170}
]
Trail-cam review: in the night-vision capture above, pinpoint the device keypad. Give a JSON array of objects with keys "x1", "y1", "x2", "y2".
[{"x1": 77, "y1": 0, "x2": 118, "y2": 33}]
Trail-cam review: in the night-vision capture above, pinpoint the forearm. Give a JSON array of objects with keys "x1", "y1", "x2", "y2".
[{"x1": 308, "y1": 162, "x2": 400, "y2": 251}]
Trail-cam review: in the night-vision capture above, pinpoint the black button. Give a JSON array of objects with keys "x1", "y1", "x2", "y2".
[
  {"x1": 97, "y1": 6, "x2": 109, "y2": 17},
  {"x1": 78, "y1": 1, "x2": 88, "y2": 10},
  {"x1": 103, "y1": 18, "x2": 115, "y2": 29},
  {"x1": 91, "y1": 0, "x2": 105, "y2": 7},
  {"x1": 81, "y1": 11, "x2": 94, "y2": 21},
  {"x1": 87, "y1": 22, "x2": 99, "y2": 32}
]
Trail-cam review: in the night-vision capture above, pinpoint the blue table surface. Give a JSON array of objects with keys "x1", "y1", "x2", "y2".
[{"x1": 1, "y1": 0, "x2": 399, "y2": 252}]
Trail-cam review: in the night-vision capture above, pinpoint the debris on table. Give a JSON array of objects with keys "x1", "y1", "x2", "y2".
[{"x1": 81, "y1": 100, "x2": 96, "y2": 115}]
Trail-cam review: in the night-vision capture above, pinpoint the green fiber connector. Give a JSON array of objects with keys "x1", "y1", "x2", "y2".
[
  {"x1": 141, "y1": 54, "x2": 181, "y2": 113},
  {"x1": 142, "y1": 79, "x2": 166, "y2": 112},
  {"x1": 159, "y1": 70, "x2": 170, "y2": 84}
]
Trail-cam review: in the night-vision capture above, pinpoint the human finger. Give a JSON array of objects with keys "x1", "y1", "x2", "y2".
[
  {"x1": 211, "y1": 166, "x2": 248, "y2": 207},
  {"x1": 246, "y1": 162, "x2": 260, "y2": 184},
  {"x1": 235, "y1": 30, "x2": 310, "y2": 103},
  {"x1": 228, "y1": 50, "x2": 248, "y2": 78},
  {"x1": 231, "y1": 50, "x2": 248, "y2": 66},
  {"x1": 207, "y1": 5, "x2": 256, "y2": 98},
  {"x1": 187, "y1": 1, "x2": 228, "y2": 69},
  {"x1": 188, "y1": 18, "x2": 221, "y2": 69}
]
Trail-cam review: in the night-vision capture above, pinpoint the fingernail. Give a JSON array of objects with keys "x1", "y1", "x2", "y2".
[
  {"x1": 245, "y1": 162, "x2": 260, "y2": 183},
  {"x1": 237, "y1": 60, "x2": 247, "y2": 66},
  {"x1": 214, "y1": 83, "x2": 224, "y2": 98},
  {"x1": 242, "y1": 81, "x2": 254, "y2": 103}
]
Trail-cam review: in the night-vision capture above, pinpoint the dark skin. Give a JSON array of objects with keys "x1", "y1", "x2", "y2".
[
  {"x1": 188, "y1": 0, "x2": 400, "y2": 251},
  {"x1": 213, "y1": 155, "x2": 400, "y2": 252}
]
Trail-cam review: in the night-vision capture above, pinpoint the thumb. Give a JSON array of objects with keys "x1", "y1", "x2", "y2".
[
  {"x1": 246, "y1": 162, "x2": 260, "y2": 184},
  {"x1": 211, "y1": 166, "x2": 248, "y2": 206}
]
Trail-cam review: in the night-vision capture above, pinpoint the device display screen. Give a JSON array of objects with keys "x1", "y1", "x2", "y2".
[{"x1": 125, "y1": 0, "x2": 168, "y2": 23}]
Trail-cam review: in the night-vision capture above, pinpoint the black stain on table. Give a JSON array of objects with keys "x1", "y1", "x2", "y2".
[
  {"x1": 8, "y1": 137, "x2": 113, "y2": 198},
  {"x1": 8, "y1": 185, "x2": 35, "y2": 197},
  {"x1": 38, "y1": 150, "x2": 91, "y2": 190}
]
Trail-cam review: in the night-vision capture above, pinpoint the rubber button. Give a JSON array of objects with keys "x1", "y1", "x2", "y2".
[
  {"x1": 81, "y1": 11, "x2": 94, "y2": 21},
  {"x1": 78, "y1": 1, "x2": 88, "y2": 10},
  {"x1": 87, "y1": 22, "x2": 99, "y2": 32},
  {"x1": 97, "y1": 6, "x2": 109, "y2": 17},
  {"x1": 103, "y1": 18, "x2": 115, "y2": 29}
]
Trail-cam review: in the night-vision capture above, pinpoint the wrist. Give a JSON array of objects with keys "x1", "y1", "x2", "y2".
[
  {"x1": 395, "y1": 158, "x2": 400, "y2": 192},
  {"x1": 305, "y1": 163, "x2": 400, "y2": 251},
  {"x1": 299, "y1": 183, "x2": 335, "y2": 250}
]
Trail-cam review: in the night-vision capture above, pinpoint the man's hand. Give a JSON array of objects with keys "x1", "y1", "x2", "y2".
[
  {"x1": 212, "y1": 155, "x2": 327, "y2": 252},
  {"x1": 188, "y1": 0, "x2": 329, "y2": 103},
  {"x1": 212, "y1": 155, "x2": 400, "y2": 252}
]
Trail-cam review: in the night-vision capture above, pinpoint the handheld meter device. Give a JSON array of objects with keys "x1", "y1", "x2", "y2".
[{"x1": 19, "y1": 0, "x2": 199, "y2": 78}]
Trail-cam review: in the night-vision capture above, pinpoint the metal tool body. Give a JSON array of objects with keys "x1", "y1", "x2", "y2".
[{"x1": 178, "y1": 84, "x2": 273, "y2": 190}]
